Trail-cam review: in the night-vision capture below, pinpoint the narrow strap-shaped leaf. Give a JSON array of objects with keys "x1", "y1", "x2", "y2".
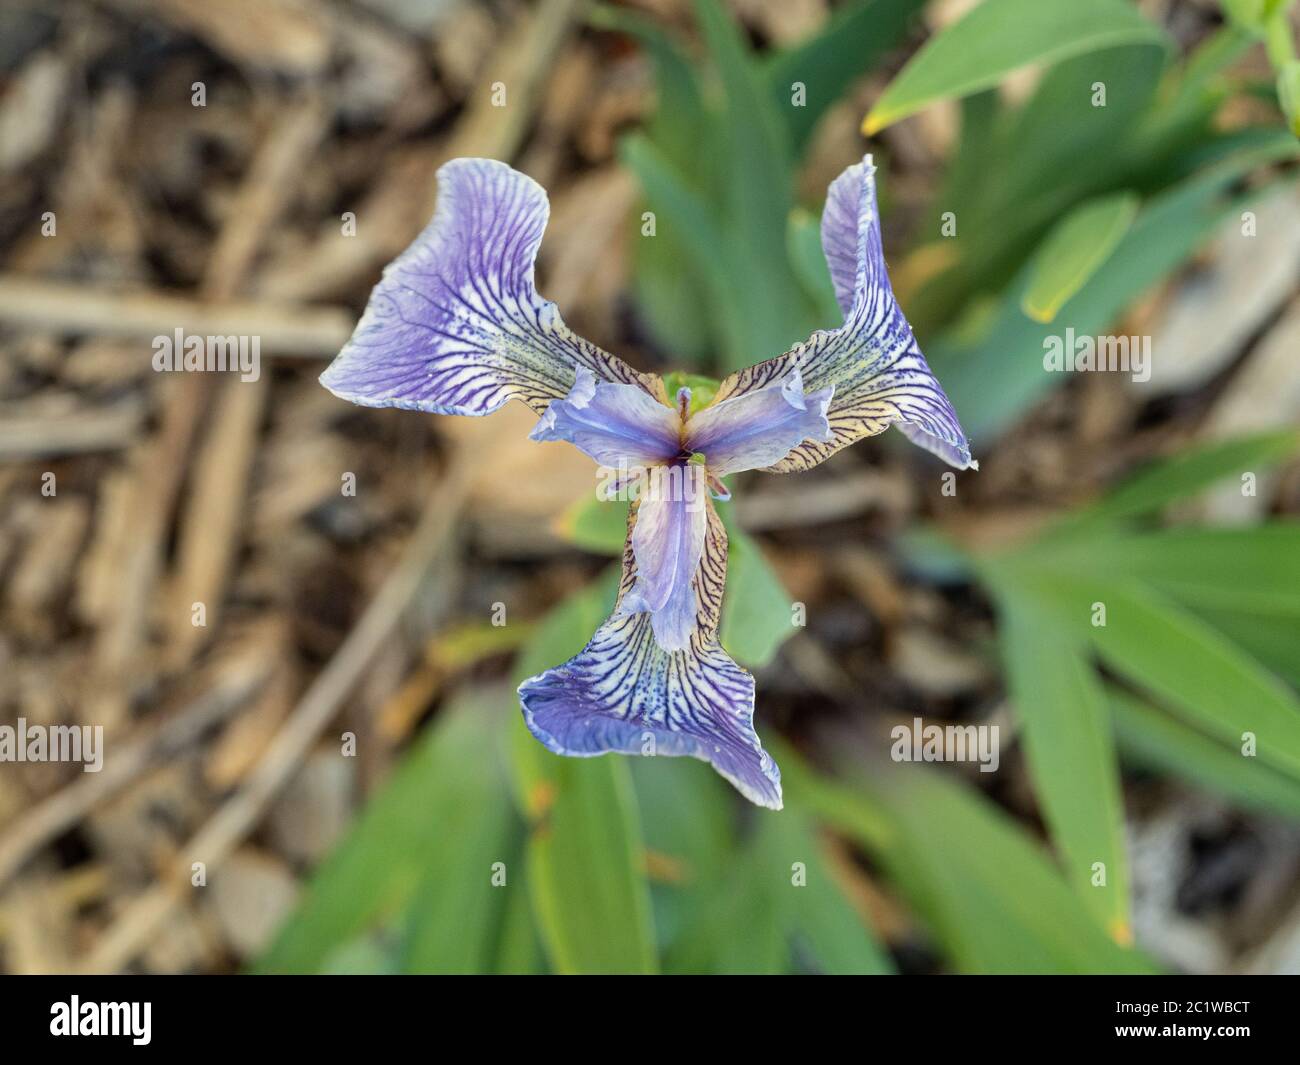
[
  {"x1": 997, "y1": 587, "x2": 1131, "y2": 941},
  {"x1": 1020, "y1": 524, "x2": 1300, "y2": 611},
  {"x1": 254, "y1": 691, "x2": 518, "y2": 973},
  {"x1": 1110, "y1": 688, "x2": 1300, "y2": 820},
  {"x1": 779, "y1": 745, "x2": 1156, "y2": 974},
  {"x1": 717, "y1": 504, "x2": 796, "y2": 669},
  {"x1": 1020, "y1": 191, "x2": 1139, "y2": 323},
  {"x1": 926, "y1": 138, "x2": 1298, "y2": 441},
  {"x1": 764, "y1": 0, "x2": 925, "y2": 153},
  {"x1": 1028, "y1": 575, "x2": 1300, "y2": 782},
  {"x1": 756, "y1": 810, "x2": 895, "y2": 974},
  {"x1": 864, "y1": 0, "x2": 1166, "y2": 133},
  {"x1": 522, "y1": 753, "x2": 658, "y2": 974},
  {"x1": 1073, "y1": 429, "x2": 1300, "y2": 525},
  {"x1": 508, "y1": 571, "x2": 659, "y2": 974}
]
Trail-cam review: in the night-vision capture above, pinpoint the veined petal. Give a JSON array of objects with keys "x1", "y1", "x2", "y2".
[
  {"x1": 320, "y1": 158, "x2": 662, "y2": 416},
  {"x1": 821, "y1": 154, "x2": 889, "y2": 319},
  {"x1": 518, "y1": 500, "x2": 782, "y2": 809},
  {"x1": 617, "y1": 464, "x2": 708, "y2": 651},
  {"x1": 709, "y1": 156, "x2": 976, "y2": 472},
  {"x1": 683, "y1": 369, "x2": 833, "y2": 477},
  {"x1": 529, "y1": 367, "x2": 682, "y2": 469}
]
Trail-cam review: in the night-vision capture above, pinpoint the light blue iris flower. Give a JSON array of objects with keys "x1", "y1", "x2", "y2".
[{"x1": 320, "y1": 156, "x2": 976, "y2": 809}]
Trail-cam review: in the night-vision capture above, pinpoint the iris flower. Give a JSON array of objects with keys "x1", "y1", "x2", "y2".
[{"x1": 320, "y1": 156, "x2": 975, "y2": 810}]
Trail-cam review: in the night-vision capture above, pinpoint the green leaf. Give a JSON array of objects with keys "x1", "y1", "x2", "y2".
[
  {"x1": 255, "y1": 690, "x2": 519, "y2": 974},
  {"x1": 619, "y1": 0, "x2": 865, "y2": 373},
  {"x1": 318, "y1": 933, "x2": 400, "y2": 975},
  {"x1": 523, "y1": 753, "x2": 658, "y2": 974},
  {"x1": 630, "y1": 755, "x2": 737, "y2": 957},
  {"x1": 772, "y1": 739, "x2": 896, "y2": 853},
  {"x1": 693, "y1": 0, "x2": 820, "y2": 372},
  {"x1": 1186, "y1": 594, "x2": 1300, "y2": 688},
  {"x1": 1110, "y1": 688, "x2": 1300, "y2": 820},
  {"x1": 927, "y1": 139, "x2": 1300, "y2": 440},
  {"x1": 781, "y1": 748, "x2": 1155, "y2": 972},
  {"x1": 594, "y1": 5, "x2": 718, "y2": 360},
  {"x1": 1221, "y1": 0, "x2": 1290, "y2": 36},
  {"x1": 864, "y1": 0, "x2": 1165, "y2": 133},
  {"x1": 1030, "y1": 576, "x2": 1300, "y2": 782},
  {"x1": 1276, "y1": 59, "x2": 1300, "y2": 137},
  {"x1": 620, "y1": 133, "x2": 743, "y2": 365},
  {"x1": 1148, "y1": 24, "x2": 1257, "y2": 147},
  {"x1": 718, "y1": 506, "x2": 796, "y2": 668},
  {"x1": 875, "y1": 773, "x2": 1153, "y2": 972},
  {"x1": 1028, "y1": 525, "x2": 1300, "y2": 612},
  {"x1": 909, "y1": 44, "x2": 1166, "y2": 333},
  {"x1": 591, "y1": 6, "x2": 709, "y2": 172},
  {"x1": 630, "y1": 206, "x2": 715, "y2": 363},
  {"x1": 666, "y1": 829, "x2": 790, "y2": 974},
  {"x1": 399, "y1": 783, "x2": 519, "y2": 973},
  {"x1": 1076, "y1": 429, "x2": 1300, "y2": 524},
  {"x1": 555, "y1": 493, "x2": 629, "y2": 556},
  {"x1": 757, "y1": 810, "x2": 894, "y2": 974},
  {"x1": 619, "y1": 134, "x2": 727, "y2": 285},
  {"x1": 765, "y1": 0, "x2": 925, "y2": 153},
  {"x1": 658, "y1": 798, "x2": 892, "y2": 974},
  {"x1": 997, "y1": 589, "x2": 1130, "y2": 939},
  {"x1": 508, "y1": 572, "x2": 658, "y2": 974},
  {"x1": 1021, "y1": 192, "x2": 1139, "y2": 322},
  {"x1": 787, "y1": 207, "x2": 842, "y2": 325},
  {"x1": 490, "y1": 864, "x2": 546, "y2": 973}
]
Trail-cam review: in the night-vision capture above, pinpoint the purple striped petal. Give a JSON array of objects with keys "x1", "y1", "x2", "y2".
[
  {"x1": 708, "y1": 156, "x2": 976, "y2": 472},
  {"x1": 518, "y1": 501, "x2": 782, "y2": 809},
  {"x1": 320, "y1": 158, "x2": 661, "y2": 416},
  {"x1": 684, "y1": 369, "x2": 833, "y2": 477},
  {"x1": 821, "y1": 153, "x2": 889, "y2": 319},
  {"x1": 618, "y1": 464, "x2": 708, "y2": 651},
  {"x1": 529, "y1": 367, "x2": 682, "y2": 470}
]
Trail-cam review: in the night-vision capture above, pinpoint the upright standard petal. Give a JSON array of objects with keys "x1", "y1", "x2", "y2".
[
  {"x1": 708, "y1": 156, "x2": 976, "y2": 472},
  {"x1": 684, "y1": 369, "x2": 833, "y2": 477},
  {"x1": 529, "y1": 367, "x2": 683, "y2": 470},
  {"x1": 320, "y1": 158, "x2": 662, "y2": 416},
  {"x1": 518, "y1": 499, "x2": 782, "y2": 809}
]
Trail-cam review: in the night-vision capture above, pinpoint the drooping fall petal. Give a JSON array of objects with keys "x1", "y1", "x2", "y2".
[
  {"x1": 708, "y1": 156, "x2": 976, "y2": 472},
  {"x1": 518, "y1": 498, "x2": 782, "y2": 809},
  {"x1": 320, "y1": 158, "x2": 662, "y2": 416}
]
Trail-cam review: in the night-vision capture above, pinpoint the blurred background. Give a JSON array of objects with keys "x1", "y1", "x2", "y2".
[{"x1": 1, "y1": 0, "x2": 1298, "y2": 975}]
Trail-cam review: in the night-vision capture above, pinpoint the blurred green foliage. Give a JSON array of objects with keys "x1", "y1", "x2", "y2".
[
  {"x1": 863, "y1": 0, "x2": 1165, "y2": 133},
  {"x1": 972, "y1": 431, "x2": 1300, "y2": 943},
  {"x1": 602, "y1": 0, "x2": 926, "y2": 373},
  {"x1": 260, "y1": 1, "x2": 1300, "y2": 975},
  {"x1": 260, "y1": 433, "x2": 1300, "y2": 975}
]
